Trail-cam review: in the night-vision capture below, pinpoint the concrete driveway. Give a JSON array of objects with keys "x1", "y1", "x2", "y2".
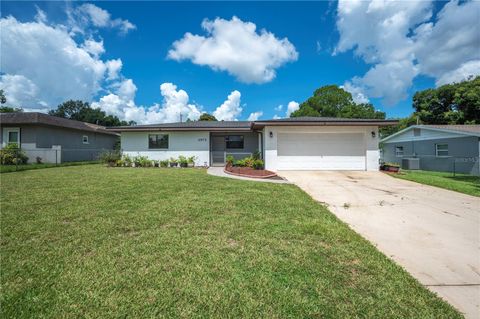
[{"x1": 280, "y1": 171, "x2": 480, "y2": 319}]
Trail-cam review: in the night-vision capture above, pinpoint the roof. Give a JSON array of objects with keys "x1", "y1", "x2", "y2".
[
  {"x1": 252, "y1": 117, "x2": 398, "y2": 128},
  {"x1": 0, "y1": 112, "x2": 119, "y2": 136},
  {"x1": 109, "y1": 121, "x2": 253, "y2": 132},
  {"x1": 110, "y1": 117, "x2": 398, "y2": 132},
  {"x1": 381, "y1": 124, "x2": 480, "y2": 142}
]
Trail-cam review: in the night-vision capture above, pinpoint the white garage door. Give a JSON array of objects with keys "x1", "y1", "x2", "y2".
[{"x1": 276, "y1": 132, "x2": 366, "y2": 170}]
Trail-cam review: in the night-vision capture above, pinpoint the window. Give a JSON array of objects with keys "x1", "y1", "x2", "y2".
[
  {"x1": 4, "y1": 128, "x2": 20, "y2": 145},
  {"x1": 226, "y1": 135, "x2": 244, "y2": 149},
  {"x1": 149, "y1": 134, "x2": 169, "y2": 149},
  {"x1": 395, "y1": 146, "x2": 404, "y2": 157},
  {"x1": 8, "y1": 131, "x2": 19, "y2": 144},
  {"x1": 436, "y1": 144, "x2": 448, "y2": 157},
  {"x1": 82, "y1": 135, "x2": 89, "y2": 144}
]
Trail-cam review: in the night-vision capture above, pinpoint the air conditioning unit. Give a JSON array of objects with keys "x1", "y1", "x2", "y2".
[{"x1": 402, "y1": 158, "x2": 420, "y2": 170}]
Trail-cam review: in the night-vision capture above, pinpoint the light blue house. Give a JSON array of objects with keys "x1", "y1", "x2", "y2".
[{"x1": 381, "y1": 125, "x2": 480, "y2": 176}]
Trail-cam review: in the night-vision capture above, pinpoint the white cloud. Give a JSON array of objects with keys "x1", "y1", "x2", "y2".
[
  {"x1": 34, "y1": 5, "x2": 47, "y2": 23},
  {"x1": 105, "y1": 59, "x2": 123, "y2": 80},
  {"x1": 247, "y1": 111, "x2": 263, "y2": 121},
  {"x1": 335, "y1": 0, "x2": 480, "y2": 106},
  {"x1": 168, "y1": 16, "x2": 298, "y2": 83},
  {"x1": 82, "y1": 38, "x2": 105, "y2": 58},
  {"x1": 213, "y1": 90, "x2": 242, "y2": 121},
  {"x1": 92, "y1": 82, "x2": 203, "y2": 124},
  {"x1": 275, "y1": 104, "x2": 283, "y2": 112},
  {"x1": 0, "y1": 16, "x2": 107, "y2": 109},
  {"x1": 286, "y1": 101, "x2": 299, "y2": 117},
  {"x1": 73, "y1": 3, "x2": 136, "y2": 35},
  {"x1": 273, "y1": 114, "x2": 282, "y2": 119},
  {"x1": 341, "y1": 82, "x2": 369, "y2": 104}
]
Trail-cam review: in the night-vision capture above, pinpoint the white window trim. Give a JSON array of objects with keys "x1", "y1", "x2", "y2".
[
  {"x1": 435, "y1": 144, "x2": 449, "y2": 157},
  {"x1": 3, "y1": 127, "x2": 21, "y2": 146},
  {"x1": 82, "y1": 135, "x2": 89, "y2": 144},
  {"x1": 395, "y1": 146, "x2": 404, "y2": 157}
]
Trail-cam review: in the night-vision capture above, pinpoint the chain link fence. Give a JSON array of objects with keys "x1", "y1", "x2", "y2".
[{"x1": 0, "y1": 147, "x2": 107, "y2": 172}]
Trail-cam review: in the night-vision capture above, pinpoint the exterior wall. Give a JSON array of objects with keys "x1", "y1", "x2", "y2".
[
  {"x1": 264, "y1": 125, "x2": 379, "y2": 172},
  {"x1": 210, "y1": 132, "x2": 259, "y2": 161},
  {"x1": 382, "y1": 136, "x2": 480, "y2": 175},
  {"x1": 0, "y1": 124, "x2": 118, "y2": 163},
  {"x1": 121, "y1": 131, "x2": 210, "y2": 166}
]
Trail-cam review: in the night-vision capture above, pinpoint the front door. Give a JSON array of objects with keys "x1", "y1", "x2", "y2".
[{"x1": 211, "y1": 136, "x2": 225, "y2": 165}]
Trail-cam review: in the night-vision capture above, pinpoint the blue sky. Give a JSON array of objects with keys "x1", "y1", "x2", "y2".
[{"x1": 1, "y1": 1, "x2": 478, "y2": 123}]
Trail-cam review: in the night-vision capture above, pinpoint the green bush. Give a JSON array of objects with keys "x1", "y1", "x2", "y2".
[
  {"x1": 98, "y1": 150, "x2": 121, "y2": 166},
  {"x1": 159, "y1": 160, "x2": 169, "y2": 167},
  {"x1": 0, "y1": 144, "x2": 29, "y2": 165},
  {"x1": 252, "y1": 150, "x2": 261, "y2": 160},
  {"x1": 253, "y1": 159, "x2": 264, "y2": 169},
  {"x1": 134, "y1": 156, "x2": 152, "y2": 167},
  {"x1": 226, "y1": 155, "x2": 235, "y2": 166},
  {"x1": 188, "y1": 156, "x2": 196, "y2": 166}
]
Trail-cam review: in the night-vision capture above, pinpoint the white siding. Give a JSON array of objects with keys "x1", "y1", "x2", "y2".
[
  {"x1": 121, "y1": 131, "x2": 210, "y2": 166},
  {"x1": 264, "y1": 125, "x2": 379, "y2": 172}
]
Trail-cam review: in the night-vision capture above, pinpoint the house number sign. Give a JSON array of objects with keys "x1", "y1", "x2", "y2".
[{"x1": 198, "y1": 138, "x2": 207, "y2": 142}]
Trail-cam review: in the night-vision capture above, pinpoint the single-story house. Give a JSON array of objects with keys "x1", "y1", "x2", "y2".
[
  {"x1": 381, "y1": 125, "x2": 480, "y2": 176},
  {"x1": 0, "y1": 112, "x2": 119, "y2": 163},
  {"x1": 110, "y1": 117, "x2": 397, "y2": 172}
]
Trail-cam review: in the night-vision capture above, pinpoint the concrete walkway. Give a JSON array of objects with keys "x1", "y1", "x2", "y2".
[
  {"x1": 207, "y1": 166, "x2": 290, "y2": 183},
  {"x1": 280, "y1": 171, "x2": 480, "y2": 319}
]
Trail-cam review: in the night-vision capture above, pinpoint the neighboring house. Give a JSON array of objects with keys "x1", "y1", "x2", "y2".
[
  {"x1": 381, "y1": 125, "x2": 480, "y2": 176},
  {"x1": 110, "y1": 117, "x2": 396, "y2": 172},
  {"x1": 0, "y1": 112, "x2": 119, "y2": 163}
]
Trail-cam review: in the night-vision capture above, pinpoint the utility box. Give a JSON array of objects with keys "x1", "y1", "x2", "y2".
[{"x1": 402, "y1": 158, "x2": 420, "y2": 170}]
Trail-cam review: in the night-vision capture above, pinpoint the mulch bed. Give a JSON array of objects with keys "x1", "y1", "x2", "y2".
[{"x1": 224, "y1": 166, "x2": 278, "y2": 179}]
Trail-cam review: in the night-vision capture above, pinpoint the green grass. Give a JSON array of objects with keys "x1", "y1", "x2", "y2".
[
  {"x1": 0, "y1": 161, "x2": 99, "y2": 173},
  {"x1": 392, "y1": 170, "x2": 480, "y2": 197},
  {"x1": 1, "y1": 165, "x2": 461, "y2": 318}
]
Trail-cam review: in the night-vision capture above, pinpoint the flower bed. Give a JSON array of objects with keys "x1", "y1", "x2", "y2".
[{"x1": 224, "y1": 165, "x2": 277, "y2": 179}]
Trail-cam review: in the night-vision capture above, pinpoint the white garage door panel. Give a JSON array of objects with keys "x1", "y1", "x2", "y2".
[{"x1": 277, "y1": 132, "x2": 366, "y2": 170}]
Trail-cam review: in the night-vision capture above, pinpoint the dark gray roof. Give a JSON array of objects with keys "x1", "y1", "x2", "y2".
[
  {"x1": 109, "y1": 121, "x2": 253, "y2": 131},
  {"x1": 0, "y1": 112, "x2": 119, "y2": 136},
  {"x1": 110, "y1": 116, "x2": 398, "y2": 132}
]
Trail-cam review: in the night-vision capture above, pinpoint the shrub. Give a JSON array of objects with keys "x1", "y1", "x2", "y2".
[
  {"x1": 252, "y1": 150, "x2": 261, "y2": 160},
  {"x1": 159, "y1": 160, "x2": 169, "y2": 167},
  {"x1": 178, "y1": 155, "x2": 188, "y2": 167},
  {"x1": 98, "y1": 150, "x2": 121, "y2": 166},
  {"x1": 134, "y1": 156, "x2": 152, "y2": 167},
  {"x1": 235, "y1": 156, "x2": 254, "y2": 168},
  {"x1": 0, "y1": 143, "x2": 29, "y2": 165},
  {"x1": 226, "y1": 155, "x2": 235, "y2": 166},
  {"x1": 36, "y1": 156, "x2": 43, "y2": 164},
  {"x1": 188, "y1": 156, "x2": 196, "y2": 166},
  {"x1": 169, "y1": 157, "x2": 178, "y2": 167},
  {"x1": 122, "y1": 154, "x2": 133, "y2": 167},
  {"x1": 253, "y1": 159, "x2": 264, "y2": 169},
  {"x1": 384, "y1": 162, "x2": 400, "y2": 168}
]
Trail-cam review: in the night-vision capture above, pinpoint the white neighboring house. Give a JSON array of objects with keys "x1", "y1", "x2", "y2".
[{"x1": 110, "y1": 117, "x2": 397, "y2": 172}]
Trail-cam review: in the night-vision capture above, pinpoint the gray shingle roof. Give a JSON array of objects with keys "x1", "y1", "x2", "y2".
[
  {"x1": 0, "y1": 112, "x2": 119, "y2": 136},
  {"x1": 416, "y1": 124, "x2": 480, "y2": 134},
  {"x1": 110, "y1": 117, "x2": 397, "y2": 131}
]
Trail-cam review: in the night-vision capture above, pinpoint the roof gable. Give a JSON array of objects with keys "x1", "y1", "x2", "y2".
[{"x1": 381, "y1": 125, "x2": 480, "y2": 143}]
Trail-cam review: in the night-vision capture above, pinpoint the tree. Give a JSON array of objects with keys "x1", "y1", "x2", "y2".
[
  {"x1": 379, "y1": 114, "x2": 419, "y2": 138},
  {"x1": 0, "y1": 90, "x2": 23, "y2": 113},
  {"x1": 199, "y1": 113, "x2": 217, "y2": 121},
  {"x1": 413, "y1": 76, "x2": 479, "y2": 124},
  {"x1": 48, "y1": 100, "x2": 135, "y2": 126},
  {"x1": 0, "y1": 90, "x2": 6, "y2": 104},
  {"x1": 290, "y1": 85, "x2": 386, "y2": 119}
]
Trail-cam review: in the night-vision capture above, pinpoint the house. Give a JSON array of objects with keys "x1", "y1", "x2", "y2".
[
  {"x1": 381, "y1": 125, "x2": 480, "y2": 176},
  {"x1": 110, "y1": 117, "x2": 397, "y2": 172},
  {"x1": 0, "y1": 112, "x2": 119, "y2": 163}
]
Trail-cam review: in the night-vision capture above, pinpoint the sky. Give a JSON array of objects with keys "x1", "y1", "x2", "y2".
[{"x1": 1, "y1": 1, "x2": 479, "y2": 124}]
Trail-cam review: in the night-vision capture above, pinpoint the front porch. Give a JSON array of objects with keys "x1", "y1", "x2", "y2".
[{"x1": 210, "y1": 131, "x2": 262, "y2": 166}]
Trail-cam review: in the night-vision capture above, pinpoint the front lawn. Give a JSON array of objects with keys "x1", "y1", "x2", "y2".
[
  {"x1": 1, "y1": 165, "x2": 461, "y2": 318},
  {"x1": 392, "y1": 170, "x2": 479, "y2": 197},
  {"x1": 0, "y1": 161, "x2": 99, "y2": 173}
]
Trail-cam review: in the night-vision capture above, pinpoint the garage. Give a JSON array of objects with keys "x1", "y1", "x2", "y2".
[{"x1": 276, "y1": 132, "x2": 366, "y2": 170}]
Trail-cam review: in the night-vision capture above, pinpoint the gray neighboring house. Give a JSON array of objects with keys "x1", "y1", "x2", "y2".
[
  {"x1": 381, "y1": 125, "x2": 480, "y2": 176},
  {"x1": 0, "y1": 112, "x2": 119, "y2": 163}
]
